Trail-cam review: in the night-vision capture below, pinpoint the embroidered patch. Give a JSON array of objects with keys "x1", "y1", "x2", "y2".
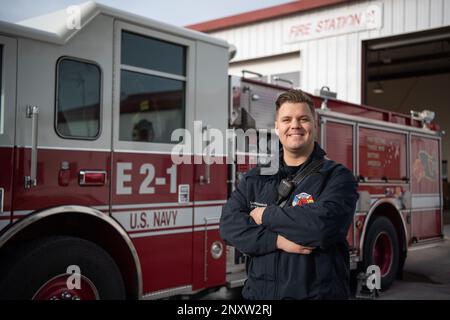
[{"x1": 292, "y1": 192, "x2": 314, "y2": 207}]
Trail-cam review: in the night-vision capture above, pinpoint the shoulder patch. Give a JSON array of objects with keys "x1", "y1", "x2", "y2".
[{"x1": 292, "y1": 192, "x2": 315, "y2": 207}]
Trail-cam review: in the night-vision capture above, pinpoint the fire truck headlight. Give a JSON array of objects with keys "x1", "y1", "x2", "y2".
[{"x1": 211, "y1": 241, "x2": 224, "y2": 259}]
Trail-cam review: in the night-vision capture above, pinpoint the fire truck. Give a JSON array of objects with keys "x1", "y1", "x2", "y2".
[{"x1": 0, "y1": 2, "x2": 443, "y2": 299}]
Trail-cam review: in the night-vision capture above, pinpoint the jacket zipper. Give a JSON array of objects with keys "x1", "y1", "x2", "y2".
[
  {"x1": 273, "y1": 251, "x2": 280, "y2": 299},
  {"x1": 273, "y1": 191, "x2": 296, "y2": 299}
]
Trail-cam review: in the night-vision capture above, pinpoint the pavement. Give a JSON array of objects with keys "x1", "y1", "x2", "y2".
[
  {"x1": 377, "y1": 224, "x2": 450, "y2": 300},
  {"x1": 202, "y1": 220, "x2": 450, "y2": 300}
]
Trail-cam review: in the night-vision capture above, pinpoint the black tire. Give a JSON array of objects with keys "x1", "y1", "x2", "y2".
[
  {"x1": 0, "y1": 236, "x2": 125, "y2": 300},
  {"x1": 362, "y1": 216, "x2": 400, "y2": 290}
]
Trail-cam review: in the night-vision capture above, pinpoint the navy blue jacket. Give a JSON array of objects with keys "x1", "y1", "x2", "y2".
[{"x1": 220, "y1": 143, "x2": 358, "y2": 299}]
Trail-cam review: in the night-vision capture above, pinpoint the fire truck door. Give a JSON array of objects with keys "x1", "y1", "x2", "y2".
[
  {"x1": 110, "y1": 21, "x2": 196, "y2": 294},
  {"x1": 321, "y1": 117, "x2": 356, "y2": 248},
  {"x1": 411, "y1": 135, "x2": 442, "y2": 241},
  {"x1": 190, "y1": 41, "x2": 229, "y2": 290},
  {"x1": 12, "y1": 46, "x2": 112, "y2": 220},
  {"x1": 0, "y1": 35, "x2": 17, "y2": 232}
]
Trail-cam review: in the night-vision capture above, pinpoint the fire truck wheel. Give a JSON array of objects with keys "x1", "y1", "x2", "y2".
[
  {"x1": 0, "y1": 236, "x2": 125, "y2": 300},
  {"x1": 363, "y1": 216, "x2": 400, "y2": 291}
]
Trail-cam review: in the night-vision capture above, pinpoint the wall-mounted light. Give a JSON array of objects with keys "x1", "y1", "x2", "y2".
[
  {"x1": 373, "y1": 51, "x2": 384, "y2": 94},
  {"x1": 373, "y1": 81, "x2": 384, "y2": 94}
]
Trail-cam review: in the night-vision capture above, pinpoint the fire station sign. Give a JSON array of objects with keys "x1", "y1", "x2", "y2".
[{"x1": 284, "y1": 2, "x2": 383, "y2": 43}]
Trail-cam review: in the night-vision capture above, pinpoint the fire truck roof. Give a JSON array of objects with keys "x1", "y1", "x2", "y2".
[{"x1": 0, "y1": 1, "x2": 229, "y2": 48}]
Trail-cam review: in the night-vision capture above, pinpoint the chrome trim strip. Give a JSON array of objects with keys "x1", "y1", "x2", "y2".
[
  {"x1": 322, "y1": 117, "x2": 356, "y2": 126},
  {"x1": 111, "y1": 201, "x2": 227, "y2": 210},
  {"x1": 358, "y1": 182, "x2": 409, "y2": 186},
  {"x1": 410, "y1": 132, "x2": 442, "y2": 140},
  {"x1": 141, "y1": 285, "x2": 193, "y2": 300},
  {"x1": 112, "y1": 202, "x2": 194, "y2": 210},
  {"x1": 358, "y1": 122, "x2": 408, "y2": 135},
  {"x1": 195, "y1": 200, "x2": 227, "y2": 205},
  {"x1": 127, "y1": 226, "x2": 220, "y2": 239},
  {"x1": 11, "y1": 203, "x2": 226, "y2": 215},
  {"x1": 113, "y1": 148, "x2": 228, "y2": 157},
  {"x1": 128, "y1": 228, "x2": 192, "y2": 238},
  {"x1": 12, "y1": 145, "x2": 229, "y2": 157},
  {"x1": 411, "y1": 195, "x2": 440, "y2": 208},
  {"x1": 14, "y1": 145, "x2": 111, "y2": 152},
  {"x1": 0, "y1": 205, "x2": 143, "y2": 299},
  {"x1": 369, "y1": 194, "x2": 385, "y2": 198},
  {"x1": 411, "y1": 208, "x2": 441, "y2": 212},
  {"x1": 412, "y1": 193, "x2": 441, "y2": 197},
  {"x1": 316, "y1": 109, "x2": 441, "y2": 137},
  {"x1": 120, "y1": 64, "x2": 186, "y2": 82}
]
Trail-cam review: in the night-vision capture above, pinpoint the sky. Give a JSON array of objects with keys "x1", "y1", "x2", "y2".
[{"x1": 0, "y1": 0, "x2": 294, "y2": 26}]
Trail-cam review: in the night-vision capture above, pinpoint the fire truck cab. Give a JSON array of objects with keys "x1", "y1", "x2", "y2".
[{"x1": 0, "y1": 2, "x2": 229, "y2": 299}]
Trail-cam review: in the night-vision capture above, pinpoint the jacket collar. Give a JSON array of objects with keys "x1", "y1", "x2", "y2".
[{"x1": 280, "y1": 141, "x2": 326, "y2": 167}]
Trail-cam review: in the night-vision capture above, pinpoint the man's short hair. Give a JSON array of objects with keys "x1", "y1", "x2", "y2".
[{"x1": 275, "y1": 89, "x2": 315, "y2": 119}]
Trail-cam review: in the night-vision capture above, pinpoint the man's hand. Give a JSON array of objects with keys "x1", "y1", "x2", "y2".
[
  {"x1": 250, "y1": 207, "x2": 265, "y2": 225},
  {"x1": 276, "y1": 235, "x2": 315, "y2": 254}
]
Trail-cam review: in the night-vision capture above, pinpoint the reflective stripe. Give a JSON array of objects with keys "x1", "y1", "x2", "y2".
[
  {"x1": 412, "y1": 195, "x2": 440, "y2": 209},
  {"x1": 111, "y1": 200, "x2": 226, "y2": 211},
  {"x1": 112, "y1": 202, "x2": 194, "y2": 210},
  {"x1": 128, "y1": 225, "x2": 219, "y2": 239}
]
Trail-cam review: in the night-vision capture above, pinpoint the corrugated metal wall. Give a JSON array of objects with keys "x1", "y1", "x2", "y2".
[{"x1": 211, "y1": 0, "x2": 450, "y2": 104}]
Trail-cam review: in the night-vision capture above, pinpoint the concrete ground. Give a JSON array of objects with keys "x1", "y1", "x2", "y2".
[
  {"x1": 377, "y1": 223, "x2": 450, "y2": 300},
  {"x1": 202, "y1": 210, "x2": 450, "y2": 300}
]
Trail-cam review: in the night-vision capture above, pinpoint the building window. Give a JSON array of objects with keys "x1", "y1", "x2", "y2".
[
  {"x1": 120, "y1": 31, "x2": 186, "y2": 144},
  {"x1": 56, "y1": 58, "x2": 101, "y2": 139}
]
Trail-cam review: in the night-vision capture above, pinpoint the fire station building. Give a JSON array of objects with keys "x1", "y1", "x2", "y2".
[{"x1": 188, "y1": 0, "x2": 450, "y2": 204}]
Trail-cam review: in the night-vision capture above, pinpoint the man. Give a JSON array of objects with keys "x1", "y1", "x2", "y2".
[{"x1": 220, "y1": 89, "x2": 358, "y2": 299}]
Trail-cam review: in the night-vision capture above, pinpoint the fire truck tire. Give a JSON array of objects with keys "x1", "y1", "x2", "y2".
[
  {"x1": 0, "y1": 236, "x2": 125, "y2": 300},
  {"x1": 362, "y1": 216, "x2": 400, "y2": 290}
]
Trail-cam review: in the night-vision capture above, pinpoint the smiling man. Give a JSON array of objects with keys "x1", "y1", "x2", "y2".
[{"x1": 220, "y1": 89, "x2": 358, "y2": 299}]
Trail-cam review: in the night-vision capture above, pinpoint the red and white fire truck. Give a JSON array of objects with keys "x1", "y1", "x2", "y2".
[{"x1": 0, "y1": 2, "x2": 443, "y2": 299}]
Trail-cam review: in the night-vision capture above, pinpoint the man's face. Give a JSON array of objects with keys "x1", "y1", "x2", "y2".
[{"x1": 275, "y1": 102, "x2": 316, "y2": 154}]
